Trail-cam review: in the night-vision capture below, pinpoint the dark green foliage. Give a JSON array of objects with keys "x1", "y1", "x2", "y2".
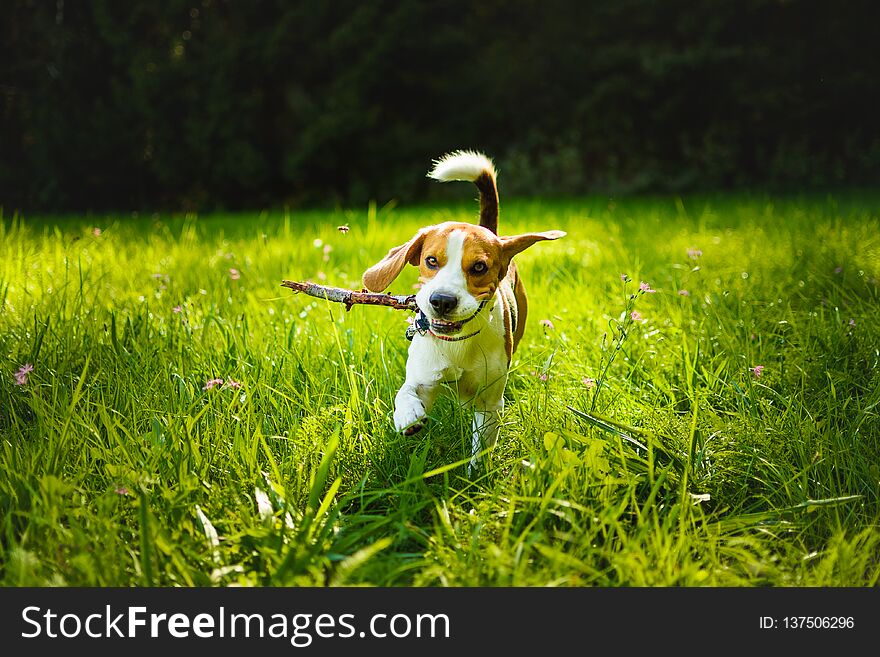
[{"x1": 2, "y1": 0, "x2": 878, "y2": 212}]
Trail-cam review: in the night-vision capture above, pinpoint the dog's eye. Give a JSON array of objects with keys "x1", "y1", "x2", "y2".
[
  {"x1": 471, "y1": 261, "x2": 488, "y2": 274},
  {"x1": 425, "y1": 256, "x2": 439, "y2": 269}
]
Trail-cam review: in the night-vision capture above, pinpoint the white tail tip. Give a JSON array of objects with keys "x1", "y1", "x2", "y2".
[{"x1": 427, "y1": 150, "x2": 496, "y2": 183}]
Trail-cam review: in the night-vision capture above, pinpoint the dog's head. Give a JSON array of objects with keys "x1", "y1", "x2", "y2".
[{"x1": 362, "y1": 222, "x2": 565, "y2": 331}]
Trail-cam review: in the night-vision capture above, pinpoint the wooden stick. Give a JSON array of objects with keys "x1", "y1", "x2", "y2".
[{"x1": 280, "y1": 280, "x2": 417, "y2": 312}]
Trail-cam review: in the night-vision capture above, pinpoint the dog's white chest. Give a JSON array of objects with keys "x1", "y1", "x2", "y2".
[
  {"x1": 440, "y1": 362, "x2": 465, "y2": 382},
  {"x1": 408, "y1": 300, "x2": 506, "y2": 381},
  {"x1": 411, "y1": 335, "x2": 482, "y2": 383}
]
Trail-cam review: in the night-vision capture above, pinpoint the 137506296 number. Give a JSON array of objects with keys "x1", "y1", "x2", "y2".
[{"x1": 783, "y1": 617, "x2": 854, "y2": 629}]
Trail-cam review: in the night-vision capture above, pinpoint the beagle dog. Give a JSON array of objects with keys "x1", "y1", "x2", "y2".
[{"x1": 362, "y1": 151, "x2": 565, "y2": 471}]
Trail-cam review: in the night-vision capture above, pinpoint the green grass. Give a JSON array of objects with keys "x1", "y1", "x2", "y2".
[{"x1": 1, "y1": 194, "x2": 879, "y2": 587}]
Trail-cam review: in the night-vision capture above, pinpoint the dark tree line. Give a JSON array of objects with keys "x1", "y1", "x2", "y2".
[{"x1": 1, "y1": 0, "x2": 878, "y2": 212}]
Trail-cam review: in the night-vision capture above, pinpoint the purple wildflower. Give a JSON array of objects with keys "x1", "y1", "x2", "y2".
[
  {"x1": 834, "y1": 266, "x2": 843, "y2": 274},
  {"x1": 620, "y1": 273, "x2": 630, "y2": 282},
  {"x1": 750, "y1": 365, "x2": 764, "y2": 378},
  {"x1": 14, "y1": 363, "x2": 34, "y2": 386}
]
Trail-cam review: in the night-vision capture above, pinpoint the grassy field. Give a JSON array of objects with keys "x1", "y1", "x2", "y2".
[{"x1": 1, "y1": 194, "x2": 879, "y2": 587}]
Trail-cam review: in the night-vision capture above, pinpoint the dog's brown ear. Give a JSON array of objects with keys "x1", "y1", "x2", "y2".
[
  {"x1": 500, "y1": 230, "x2": 566, "y2": 263},
  {"x1": 362, "y1": 230, "x2": 428, "y2": 292}
]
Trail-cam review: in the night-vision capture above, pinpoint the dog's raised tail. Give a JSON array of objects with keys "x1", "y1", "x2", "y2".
[{"x1": 428, "y1": 150, "x2": 499, "y2": 234}]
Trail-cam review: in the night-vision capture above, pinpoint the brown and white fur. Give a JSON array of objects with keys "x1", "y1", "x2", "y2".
[{"x1": 362, "y1": 151, "x2": 565, "y2": 472}]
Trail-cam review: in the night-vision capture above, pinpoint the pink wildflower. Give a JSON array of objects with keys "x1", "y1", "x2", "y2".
[
  {"x1": 630, "y1": 311, "x2": 643, "y2": 322},
  {"x1": 639, "y1": 281, "x2": 655, "y2": 293},
  {"x1": 834, "y1": 266, "x2": 843, "y2": 274},
  {"x1": 14, "y1": 363, "x2": 34, "y2": 386},
  {"x1": 750, "y1": 365, "x2": 764, "y2": 378},
  {"x1": 172, "y1": 305, "x2": 182, "y2": 313},
  {"x1": 115, "y1": 487, "x2": 129, "y2": 496},
  {"x1": 317, "y1": 271, "x2": 327, "y2": 281},
  {"x1": 92, "y1": 227, "x2": 102, "y2": 236},
  {"x1": 847, "y1": 318, "x2": 856, "y2": 327},
  {"x1": 539, "y1": 373, "x2": 548, "y2": 382},
  {"x1": 540, "y1": 319, "x2": 555, "y2": 330},
  {"x1": 226, "y1": 380, "x2": 242, "y2": 389},
  {"x1": 687, "y1": 248, "x2": 703, "y2": 260},
  {"x1": 203, "y1": 378, "x2": 224, "y2": 390},
  {"x1": 229, "y1": 268, "x2": 240, "y2": 280},
  {"x1": 620, "y1": 273, "x2": 630, "y2": 282},
  {"x1": 583, "y1": 377, "x2": 596, "y2": 388},
  {"x1": 678, "y1": 289, "x2": 690, "y2": 296}
]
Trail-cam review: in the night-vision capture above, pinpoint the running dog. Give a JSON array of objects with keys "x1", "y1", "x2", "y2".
[{"x1": 362, "y1": 151, "x2": 565, "y2": 470}]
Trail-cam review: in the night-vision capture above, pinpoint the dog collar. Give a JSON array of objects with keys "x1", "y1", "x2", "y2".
[{"x1": 406, "y1": 299, "x2": 489, "y2": 342}]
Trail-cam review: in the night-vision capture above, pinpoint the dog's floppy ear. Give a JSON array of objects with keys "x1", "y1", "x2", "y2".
[
  {"x1": 362, "y1": 230, "x2": 429, "y2": 292},
  {"x1": 500, "y1": 230, "x2": 566, "y2": 264}
]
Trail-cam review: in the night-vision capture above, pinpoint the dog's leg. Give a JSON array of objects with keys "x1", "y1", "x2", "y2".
[
  {"x1": 467, "y1": 374, "x2": 506, "y2": 475},
  {"x1": 393, "y1": 338, "x2": 445, "y2": 435},
  {"x1": 469, "y1": 404, "x2": 502, "y2": 474},
  {"x1": 394, "y1": 380, "x2": 440, "y2": 436}
]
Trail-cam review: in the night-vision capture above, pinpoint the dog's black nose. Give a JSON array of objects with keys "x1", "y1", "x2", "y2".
[{"x1": 429, "y1": 292, "x2": 458, "y2": 316}]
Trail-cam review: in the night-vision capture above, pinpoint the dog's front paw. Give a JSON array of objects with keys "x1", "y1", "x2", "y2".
[{"x1": 394, "y1": 401, "x2": 426, "y2": 435}]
